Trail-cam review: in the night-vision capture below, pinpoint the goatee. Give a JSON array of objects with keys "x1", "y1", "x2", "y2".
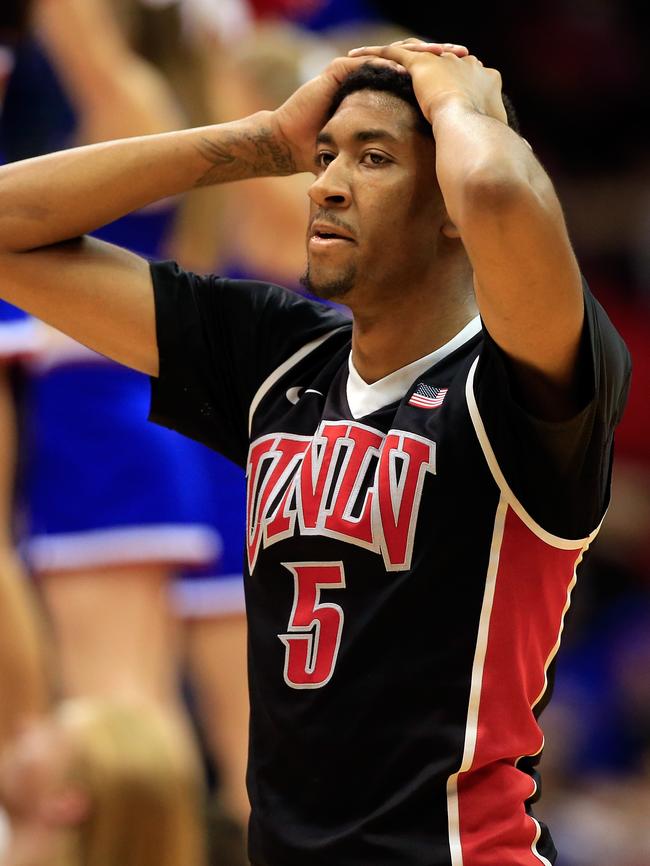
[{"x1": 300, "y1": 263, "x2": 356, "y2": 301}]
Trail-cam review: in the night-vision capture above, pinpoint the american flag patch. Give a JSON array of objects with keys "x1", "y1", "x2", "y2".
[{"x1": 408, "y1": 383, "x2": 448, "y2": 409}]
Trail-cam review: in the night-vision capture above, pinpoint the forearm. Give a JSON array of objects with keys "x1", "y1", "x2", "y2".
[
  {"x1": 0, "y1": 113, "x2": 294, "y2": 253},
  {"x1": 431, "y1": 95, "x2": 584, "y2": 413},
  {"x1": 431, "y1": 98, "x2": 551, "y2": 225}
]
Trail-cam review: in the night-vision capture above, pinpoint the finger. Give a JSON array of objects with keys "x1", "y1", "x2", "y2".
[
  {"x1": 349, "y1": 41, "x2": 468, "y2": 59},
  {"x1": 346, "y1": 44, "x2": 418, "y2": 70},
  {"x1": 400, "y1": 41, "x2": 470, "y2": 57},
  {"x1": 328, "y1": 54, "x2": 408, "y2": 81},
  {"x1": 392, "y1": 37, "x2": 430, "y2": 47}
]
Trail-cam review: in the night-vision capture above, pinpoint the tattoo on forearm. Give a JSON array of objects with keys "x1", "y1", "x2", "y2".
[{"x1": 194, "y1": 128, "x2": 296, "y2": 188}]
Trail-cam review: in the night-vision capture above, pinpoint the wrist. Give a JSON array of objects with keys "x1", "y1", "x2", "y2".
[
  {"x1": 267, "y1": 108, "x2": 313, "y2": 175},
  {"x1": 192, "y1": 111, "x2": 297, "y2": 188},
  {"x1": 429, "y1": 91, "x2": 510, "y2": 133},
  {"x1": 427, "y1": 92, "x2": 478, "y2": 128},
  {"x1": 249, "y1": 110, "x2": 298, "y2": 177}
]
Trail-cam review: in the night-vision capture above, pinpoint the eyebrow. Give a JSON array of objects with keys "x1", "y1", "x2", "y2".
[{"x1": 316, "y1": 128, "x2": 399, "y2": 146}]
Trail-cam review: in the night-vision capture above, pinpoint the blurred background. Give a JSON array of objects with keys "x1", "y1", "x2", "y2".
[{"x1": 0, "y1": 1, "x2": 648, "y2": 865}]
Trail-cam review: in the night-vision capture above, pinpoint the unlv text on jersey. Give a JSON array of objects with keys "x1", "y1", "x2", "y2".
[{"x1": 246, "y1": 420, "x2": 436, "y2": 574}]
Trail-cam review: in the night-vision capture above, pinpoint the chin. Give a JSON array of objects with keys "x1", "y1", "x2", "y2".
[{"x1": 300, "y1": 262, "x2": 356, "y2": 301}]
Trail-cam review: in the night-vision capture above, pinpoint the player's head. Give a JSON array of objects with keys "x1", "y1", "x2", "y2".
[
  {"x1": 0, "y1": 699, "x2": 204, "y2": 866},
  {"x1": 301, "y1": 63, "x2": 518, "y2": 304}
]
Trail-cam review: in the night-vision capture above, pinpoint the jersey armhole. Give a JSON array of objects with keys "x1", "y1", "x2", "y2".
[{"x1": 465, "y1": 357, "x2": 603, "y2": 550}]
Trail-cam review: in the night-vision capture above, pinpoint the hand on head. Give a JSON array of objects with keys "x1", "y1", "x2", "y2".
[
  {"x1": 271, "y1": 54, "x2": 407, "y2": 174},
  {"x1": 350, "y1": 37, "x2": 470, "y2": 59},
  {"x1": 347, "y1": 38, "x2": 508, "y2": 126},
  {"x1": 270, "y1": 38, "x2": 506, "y2": 176}
]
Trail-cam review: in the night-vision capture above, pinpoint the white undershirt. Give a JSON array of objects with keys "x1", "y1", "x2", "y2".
[{"x1": 346, "y1": 316, "x2": 482, "y2": 420}]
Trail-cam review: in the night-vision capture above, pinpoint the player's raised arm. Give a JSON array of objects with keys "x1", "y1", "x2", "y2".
[
  {"x1": 349, "y1": 41, "x2": 584, "y2": 419},
  {"x1": 0, "y1": 52, "x2": 421, "y2": 377},
  {"x1": 0, "y1": 114, "x2": 295, "y2": 376}
]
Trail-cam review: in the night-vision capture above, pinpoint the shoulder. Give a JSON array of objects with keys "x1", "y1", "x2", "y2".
[{"x1": 149, "y1": 260, "x2": 350, "y2": 336}]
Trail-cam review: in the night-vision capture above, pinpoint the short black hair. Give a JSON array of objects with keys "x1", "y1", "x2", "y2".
[{"x1": 327, "y1": 63, "x2": 520, "y2": 136}]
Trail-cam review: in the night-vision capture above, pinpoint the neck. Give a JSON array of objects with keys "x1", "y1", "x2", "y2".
[{"x1": 348, "y1": 257, "x2": 477, "y2": 384}]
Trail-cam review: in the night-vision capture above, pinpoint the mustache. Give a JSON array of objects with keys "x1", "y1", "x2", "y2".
[{"x1": 309, "y1": 210, "x2": 355, "y2": 237}]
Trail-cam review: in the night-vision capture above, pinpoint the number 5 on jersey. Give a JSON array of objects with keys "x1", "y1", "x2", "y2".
[{"x1": 279, "y1": 562, "x2": 346, "y2": 689}]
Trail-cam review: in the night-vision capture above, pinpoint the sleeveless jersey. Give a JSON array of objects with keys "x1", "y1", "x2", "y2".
[{"x1": 149, "y1": 261, "x2": 630, "y2": 866}]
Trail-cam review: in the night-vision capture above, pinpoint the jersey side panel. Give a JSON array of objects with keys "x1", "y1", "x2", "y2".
[{"x1": 454, "y1": 506, "x2": 588, "y2": 866}]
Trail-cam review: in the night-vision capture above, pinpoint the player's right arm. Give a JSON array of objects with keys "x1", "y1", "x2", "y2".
[{"x1": 0, "y1": 116, "x2": 294, "y2": 376}]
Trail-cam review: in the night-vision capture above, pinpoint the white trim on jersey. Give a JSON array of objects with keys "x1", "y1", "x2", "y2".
[
  {"x1": 248, "y1": 327, "x2": 348, "y2": 435},
  {"x1": 0, "y1": 319, "x2": 41, "y2": 359},
  {"x1": 465, "y1": 357, "x2": 602, "y2": 550},
  {"x1": 171, "y1": 573, "x2": 245, "y2": 619},
  {"x1": 529, "y1": 820, "x2": 554, "y2": 866},
  {"x1": 346, "y1": 315, "x2": 482, "y2": 419},
  {"x1": 446, "y1": 495, "x2": 508, "y2": 866},
  {"x1": 25, "y1": 524, "x2": 220, "y2": 573}
]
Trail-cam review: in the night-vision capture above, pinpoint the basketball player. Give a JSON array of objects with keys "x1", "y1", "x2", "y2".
[{"x1": 0, "y1": 38, "x2": 631, "y2": 866}]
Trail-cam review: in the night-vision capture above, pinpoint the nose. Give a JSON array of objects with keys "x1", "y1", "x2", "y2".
[{"x1": 308, "y1": 160, "x2": 351, "y2": 209}]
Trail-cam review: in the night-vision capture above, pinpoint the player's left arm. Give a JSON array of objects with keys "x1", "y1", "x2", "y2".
[
  {"x1": 430, "y1": 77, "x2": 584, "y2": 421},
  {"x1": 350, "y1": 42, "x2": 584, "y2": 420}
]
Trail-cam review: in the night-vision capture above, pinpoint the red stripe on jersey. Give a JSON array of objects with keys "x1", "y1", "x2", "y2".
[{"x1": 456, "y1": 505, "x2": 584, "y2": 866}]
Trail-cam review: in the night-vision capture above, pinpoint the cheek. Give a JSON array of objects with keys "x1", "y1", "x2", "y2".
[{"x1": 362, "y1": 185, "x2": 410, "y2": 241}]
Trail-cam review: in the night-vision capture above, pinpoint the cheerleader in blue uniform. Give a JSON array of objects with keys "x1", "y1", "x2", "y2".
[{"x1": 3, "y1": 0, "x2": 250, "y2": 843}]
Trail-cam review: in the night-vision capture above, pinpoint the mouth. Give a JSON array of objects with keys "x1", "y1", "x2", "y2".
[{"x1": 309, "y1": 229, "x2": 356, "y2": 248}]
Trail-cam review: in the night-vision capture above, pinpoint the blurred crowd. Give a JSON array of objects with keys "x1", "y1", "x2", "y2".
[{"x1": 0, "y1": 1, "x2": 648, "y2": 864}]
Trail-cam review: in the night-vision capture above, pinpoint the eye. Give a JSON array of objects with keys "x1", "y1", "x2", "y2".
[
  {"x1": 362, "y1": 151, "x2": 390, "y2": 166},
  {"x1": 315, "y1": 151, "x2": 336, "y2": 169}
]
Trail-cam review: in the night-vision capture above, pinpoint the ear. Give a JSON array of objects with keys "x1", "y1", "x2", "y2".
[
  {"x1": 441, "y1": 217, "x2": 461, "y2": 240},
  {"x1": 41, "y1": 788, "x2": 90, "y2": 827}
]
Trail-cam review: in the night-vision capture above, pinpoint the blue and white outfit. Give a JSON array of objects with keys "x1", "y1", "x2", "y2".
[
  {"x1": 20, "y1": 210, "x2": 246, "y2": 618},
  {"x1": 172, "y1": 444, "x2": 247, "y2": 618},
  {"x1": 23, "y1": 337, "x2": 221, "y2": 573},
  {"x1": 2, "y1": 39, "x2": 250, "y2": 616}
]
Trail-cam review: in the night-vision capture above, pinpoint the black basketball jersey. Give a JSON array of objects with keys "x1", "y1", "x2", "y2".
[{"x1": 149, "y1": 261, "x2": 630, "y2": 866}]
